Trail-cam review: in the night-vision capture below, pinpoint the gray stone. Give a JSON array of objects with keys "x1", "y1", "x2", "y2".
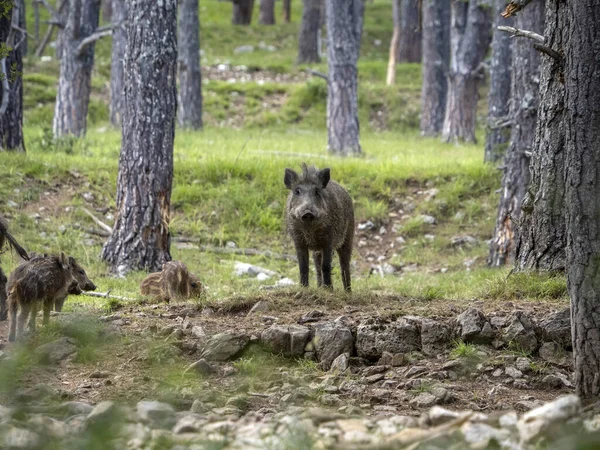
[
  {"x1": 356, "y1": 318, "x2": 420, "y2": 360},
  {"x1": 2, "y1": 427, "x2": 40, "y2": 449},
  {"x1": 539, "y1": 308, "x2": 571, "y2": 347},
  {"x1": 247, "y1": 301, "x2": 270, "y2": 316},
  {"x1": 191, "y1": 325, "x2": 206, "y2": 338},
  {"x1": 184, "y1": 358, "x2": 215, "y2": 376},
  {"x1": 86, "y1": 401, "x2": 122, "y2": 426},
  {"x1": 538, "y1": 342, "x2": 571, "y2": 366},
  {"x1": 517, "y1": 395, "x2": 581, "y2": 444},
  {"x1": 190, "y1": 400, "x2": 209, "y2": 414},
  {"x1": 172, "y1": 414, "x2": 207, "y2": 434},
  {"x1": 26, "y1": 415, "x2": 68, "y2": 438},
  {"x1": 456, "y1": 308, "x2": 491, "y2": 344},
  {"x1": 410, "y1": 392, "x2": 438, "y2": 408},
  {"x1": 427, "y1": 406, "x2": 464, "y2": 426},
  {"x1": 505, "y1": 366, "x2": 523, "y2": 379},
  {"x1": 420, "y1": 318, "x2": 451, "y2": 355},
  {"x1": 419, "y1": 215, "x2": 436, "y2": 225},
  {"x1": 200, "y1": 333, "x2": 249, "y2": 361},
  {"x1": 515, "y1": 357, "x2": 532, "y2": 373},
  {"x1": 541, "y1": 374, "x2": 563, "y2": 388},
  {"x1": 234, "y1": 45, "x2": 255, "y2": 54},
  {"x1": 320, "y1": 394, "x2": 341, "y2": 406},
  {"x1": 330, "y1": 353, "x2": 350, "y2": 373},
  {"x1": 35, "y1": 337, "x2": 78, "y2": 364},
  {"x1": 503, "y1": 312, "x2": 538, "y2": 353},
  {"x1": 460, "y1": 422, "x2": 511, "y2": 448},
  {"x1": 450, "y1": 235, "x2": 478, "y2": 247},
  {"x1": 136, "y1": 401, "x2": 176, "y2": 430},
  {"x1": 312, "y1": 322, "x2": 354, "y2": 370},
  {"x1": 378, "y1": 351, "x2": 406, "y2": 367},
  {"x1": 260, "y1": 324, "x2": 310, "y2": 357}
]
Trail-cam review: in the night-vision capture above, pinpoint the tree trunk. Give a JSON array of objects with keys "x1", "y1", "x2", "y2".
[
  {"x1": 297, "y1": 0, "x2": 322, "y2": 64},
  {"x1": 101, "y1": 0, "x2": 177, "y2": 274},
  {"x1": 488, "y1": 0, "x2": 544, "y2": 267},
  {"x1": 53, "y1": 0, "x2": 101, "y2": 138},
  {"x1": 419, "y1": 0, "x2": 450, "y2": 136},
  {"x1": 326, "y1": 0, "x2": 364, "y2": 156},
  {"x1": 259, "y1": 0, "x2": 275, "y2": 24},
  {"x1": 514, "y1": 0, "x2": 566, "y2": 272},
  {"x1": 283, "y1": 0, "x2": 291, "y2": 22},
  {"x1": 565, "y1": 0, "x2": 600, "y2": 399},
  {"x1": 109, "y1": 0, "x2": 126, "y2": 127},
  {"x1": 178, "y1": 0, "x2": 203, "y2": 129},
  {"x1": 0, "y1": 0, "x2": 26, "y2": 152},
  {"x1": 484, "y1": 0, "x2": 513, "y2": 164},
  {"x1": 232, "y1": 0, "x2": 254, "y2": 25},
  {"x1": 386, "y1": 0, "x2": 401, "y2": 85},
  {"x1": 102, "y1": 0, "x2": 112, "y2": 21},
  {"x1": 397, "y1": 0, "x2": 421, "y2": 63},
  {"x1": 441, "y1": 0, "x2": 491, "y2": 144}
]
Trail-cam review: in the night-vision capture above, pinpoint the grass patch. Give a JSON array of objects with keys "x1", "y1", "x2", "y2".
[{"x1": 484, "y1": 272, "x2": 568, "y2": 301}]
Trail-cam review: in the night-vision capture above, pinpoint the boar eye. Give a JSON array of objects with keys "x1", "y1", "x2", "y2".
[
  {"x1": 191, "y1": 282, "x2": 197, "y2": 288},
  {"x1": 294, "y1": 188, "x2": 301, "y2": 195},
  {"x1": 79, "y1": 270, "x2": 85, "y2": 275}
]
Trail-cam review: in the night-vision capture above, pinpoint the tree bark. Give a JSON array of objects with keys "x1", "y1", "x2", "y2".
[
  {"x1": 419, "y1": 0, "x2": 450, "y2": 136},
  {"x1": 386, "y1": 0, "x2": 401, "y2": 85},
  {"x1": 441, "y1": 0, "x2": 492, "y2": 144},
  {"x1": 177, "y1": 0, "x2": 203, "y2": 129},
  {"x1": 326, "y1": 0, "x2": 364, "y2": 156},
  {"x1": 102, "y1": 0, "x2": 112, "y2": 21},
  {"x1": 397, "y1": 0, "x2": 421, "y2": 63},
  {"x1": 259, "y1": 0, "x2": 275, "y2": 24},
  {"x1": 484, "y1": 0, "x2": 513, "y2": 164},
  {"x1": 564, "y1": 0, "x2": 600, "y2": 399},
  {"x1": 0, "y1": 0, "x2": 26, "y2": 152},
  {"x1": 232, "y1": 0, "x2": 254, "y2": 25},
  {"x1": 101, "y1": 0, "x2": 177, "y2": 274},
  {"x1": 109, "y1": 0, "x2": 126, "y2": 127},
  {"x1": 488, "y1": 0, "x2": 544, "y2": 267},
  {"x1": 53, "y1": 0, "x2": 102, "y2": 138},
  {"x1": 283, "y1": 0, "x2": 291, "y2": 23},
  {"x1": 514, "y1": 0, "x2": 566, "y2": 272},
  {"x1": 297, "y1": 0, "x2": 322, "y2": 64}
]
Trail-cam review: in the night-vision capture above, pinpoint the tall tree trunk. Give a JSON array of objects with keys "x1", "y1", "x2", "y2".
[
  {"x1": 419, "y1": 0, "x2": 450, "y2": 136},
  {"x1": 283, "y1": 0, "x2": 291, "y2": 23},
  {"x1": 397, "y1": 0, "x2": 421, "y2": 63},
  {"x1": 484, "y1": 0, "x2": 513, "y2": 164},
  {"x1": 101, "y1": 0, "x2": 177, "y2": 274},
  {"x1": 297, "y1": 0, "x2": 322, "y2": 64},
  {"x1": 514, "y1": 0, "x2": 566, "y2": 272},
  {"x1": 109, "y1": 0, "x2": 126, "y2": 127},
  {"x1": 326, "y1": 0, "x2": 364, "y2": 156},
  {"x1": 259, "y1": 0, "x2": 275, "y2": 24},
  {"x1": 102, "y1": 0, "x2": 112, "y2": 21},
  {"x1": 178, "y1": 0, "x2": 203, "y2": 129},
  {"x1": 232, "y1": 0, "x2": 254, "y2": 25},
  {"x1": 0, "y1": 0, "x2": 26, "y2": 152},
  {"x1": 565, "y1": 0, "x2": 600, "y2": 399},
  {"x1": 441, "y1": 0, "x2": 491, "y2": 144},
  {"x1": 53, "y1": 0, "x2": 101, "y2": 138},
  {"x1": 18, "y1": 0, "x2": 27, "y2": 56},
  {"x1": 386, "y1": 0, "x2": 401, "y2": 85},
  {"x1": 488, "y1": 0, "x2": 544, "y2": 267}
]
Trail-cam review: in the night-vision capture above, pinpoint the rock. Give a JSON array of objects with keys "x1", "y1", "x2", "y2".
[
  {"x1": 247, "y1": 301, "x2": 270, "y2": 316},
  {"x1": 409, "y1": 393, "x2": 438, "y2": 408},
  {"x1": 184, "y1": 359, "x2": 215, "y2": 376},
  {"x1": 365, "y1": 373, "x2": 385, "y2": 384},
  {"x1": 311, "y1": 322, "x2": 354, "y2": 370},
  {"x1": 541, "y1": 374, "x2": 563, "y2": 388},
  {"x1": 427, "y1": 406, "x2": 464, "y2": 426},
  {"x1": 35, "y1": 337, "x2": 78, "y2": 364},
  {"x1": 2, "y1": 427, "x2": 40, "y2": 449},
  {"x1": 200, "y1": 333, "x2": 249, "y2": 361},
  {"x1": 418, "y1": 215, "x2": 436, "y2": 225},
  {"x1": 515, "y1": 357, "x2": 532, "y2": 373},
  {"x1": 234, "y1": 262, "x2": 276, "y2": 278},
  {"x1": 460, "y1": 422, "x2": 511, "y2": 448},
  {"x1": 430, "y1": 386, "x2": 450, "y2": 403},
  {"x1": 260, "y1": 324, "x2": 310, "y2": 357},
  {"x1": 191, "y1": 325, "x2": 206, "y2": 338},
  {"x1": 136, "y1": 401, "x2": 176, "y2": 430},
  {"x1": 190, "y1": 400, "x2": 209, "y2": 414},
  {"x1": 539, "y1": 308, "x2": 571, "y2": 347},
  {"x1": 356, "y1": 318, "x2": 420, "y2": 360},
  {"x1": 320, "y1": 394, "x2": 341, "y2": 407},
  {"x1": 450, "y1": 235, "x2": 478, "y2": 247},
  {"x1": 503, "y1": 312, "x2": 538, "y2": 353},
  {"x1": 420, "y1": 318, "x2": 451, "y2": 355},
  {"x1": 172, "y1": 414, "x2": 207, "y2": 434},
  {"x1": 86, "y1": 401, "x2": 122, "y2": 426},
  {"x1": 378, "y1": 351, "x2": 406, "y2": 367},
  {"x1": 275, "y1": 278, "x2": 295, "y2": 286},
  {"x1": 499, "y1": 411, "x2": 518, "y2": 429},
  {"x1": 234, "y1": 44, "x2": 254, "y2": 54},
  {"x1": 56, "y1": 401, "x2": 94, "y2": 418},
  {"x1": 538, "y1": 341, "x2": 570, "y2": 366},
  {"x1": 517, "y1": 395, "x2": 581, "y2": 444},
  {"x1": 456, "y1": 308, "x2": 492, "y2": 344},
  {"x1": 27, "y1": 415, "x2": 68, "y2": 438},
  {"x1": 505, "y1": 366, "x2": 523, "y2": 379},
  {"x1": 330, "y1": 353, "x2": 350, "y2": 373},
  {"x1": 89, "y1": 370, "x2": 110, "y2": 379},
  {"x1": 358, "y1": 221, "x2": 375, "y2": 231}
]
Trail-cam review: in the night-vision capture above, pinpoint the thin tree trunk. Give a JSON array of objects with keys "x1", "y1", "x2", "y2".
[
  {"x1": 484, "y1": 0, "x2": 513, "y2": 164},
  {"x1": 259, "y1": 0, "x2": 275, "y2": 24},
  {"x1": 102, "y1": 0, "x2": 112, "y2": 21},
  {"x1": 326, "y1": 0, "x2": 364, "y2": 156},
  {"x1": 102, "y1": 0, "x2": 177, "y2": 274},
  {"x1": 442, "y1": 0, "x2": 491, "y2": 144},
  {"x1": 0, "y1": 0, "x2": 26, "y2": 152},
  {"x1": 565, "y1": 0, "x2": 600, "y2": 399},
  {"x1": 232, "y1": 0, "x2": 254, "y2": 25},
  {"x1": 397, "y1": 0, "x2": 421, "y2": 63},
  {"x1": 514, "y1": 0, "x2": 566, "y2": 272},
  {"x1": 419, "y1": 0, "x2": 450, "y2": 136},
  {"x1": 283, "y1": 0, "x2": 291, "y2": 22},
  {"x1": 109, "y1": 0, "x2": 126, "y2": 127},
  {"x1": 386, "y1": 0, "x2": 401, "y2": 85},
  {"x1": 297, "y1": 0, "x2": 322, "y2": 64},
  {"x1": 178, "y1": 0, "x2": 203, "y2": 129},
  {"x1": 53, "y1": 0, "x2": 102, "y2": 138},
  {"x1": 488, "y1": 0, "x2": 544, "y2": 267}
]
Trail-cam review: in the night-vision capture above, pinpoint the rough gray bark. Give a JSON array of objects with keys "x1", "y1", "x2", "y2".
[
  {"x1": 564, "y1": 0, "x2": 600, "y2": 399},
  {"x1": 102, "y1": 0, "x2": 177, "y2": 274},
  {"x1": 177, "y1": 0, "x2": 203, "y2": 129},
  {"x1": 442, "y1": 0, "x2": 492, "y2": 144},
  {"x1": 419, "y1": 0, "x2": 450, "y2": 136},
  {"x1": 326, "y1": 0, "x2": 364, "y2": 156},
  {"x1": 102, "y1": 0, "x2": 112, "y2": 20},
  {"x1": 297, "y1": 0, "x2": 322, "y2": 64},
  {"x1": 397, "y1": 0, "x2": 421, "y2": 63},
  {"x1": 386, "y1": 0, "x2": 401, "y2": 85},
  {"x1": 488, "y1": 0, "x2": 544, "y2": 267},
  {"x1": 232, "y1": 0, "x2": 254, "y2": 25},
  {"x1": 514, "y1": 0, "x2": 566, "y2": 272},
  {"x1": 109, "y1": 0, "x2": 126, "y2": 127},
  {"x1": 259, "y1": 0, "x2": 275, "y2": 24},
  {"x1": 0, "y1": 0, "x2": 25, "y2": 152},
  {"x1": 484, "y1": 0, "x2": 513, "y2": 164},
  {"x1": 283, "y1": 0, "x2": 291, "y2": 22},
  {"x1": 53, "y1": 0, "x2": 102, "y2": 138}
]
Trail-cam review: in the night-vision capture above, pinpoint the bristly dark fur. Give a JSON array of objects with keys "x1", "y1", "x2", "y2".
[
  {"x1": 299, "y1": 163, "x2": 321, "y2": 185},
  {"x1": 0, "y1": 217, "x2": 30, "y2": 261}
]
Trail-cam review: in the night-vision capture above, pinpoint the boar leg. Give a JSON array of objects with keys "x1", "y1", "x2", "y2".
[
  {"x1": 295, "y1": 242, "x2": 310, "y2": 287},
  {"x1": 16, "y1": 302, "x2": 31, "y2": 340},
  {"x1": 313, "y1": 252, "x2": 323, "y2": 287},
  {"x1": 55, "y1": 297, "x2": 66, "y2": 312},
  {"x1": 28, "y1": 302, "x2": 38, "y2": 332},
  {"x1": 43, "y1": 301, "x2": 53, "y2": 325},
  {"x1": 7, "y1": 297, "x2": 18, "y2": 341},
  {"x1": 321, "y1": 246, "x2": 333, "y2": 289},
  {"x1": 337, "y1": 240, "x2": 353, "y2": 292}
]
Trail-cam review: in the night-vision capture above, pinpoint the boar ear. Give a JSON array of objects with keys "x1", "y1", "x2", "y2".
[
  {"x1": 68, "y1": 256, "x2": 76, "y2": 266},
  {"x1": 284, "y1": 168, "x2": 299, "y2": 189},
  {"x1": 318, "y1": 168, "x2": 331, "y2": 189},
  {"x1": 59, "y1": 252, "x2": 69, "y2": 269}
]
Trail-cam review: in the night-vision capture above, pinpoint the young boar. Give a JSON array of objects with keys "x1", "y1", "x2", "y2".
[
  {"x1": 140, "y1": 260, "x2": 203, "y2": 302},
  {"x1": 0, "y1": 217, "x2": 29, "y2": 321},
  {"x1": 7, "y1": 253, "x2": 84, "y2": 341},
  {"x1": 284, "y1": 163, "x2": 354, "y2": 291}
]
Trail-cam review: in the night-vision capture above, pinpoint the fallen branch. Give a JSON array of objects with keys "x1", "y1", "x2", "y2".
[
  {"x1": 81, "y1": 207, "x2": 113, "y2": 234},
  {"x1": 498, "y1": 25, "x2": 545, "y2": 44},
  {"x1": 501, "y1": 0, "x2": 533, "y2": 18},
  {"x1": 76, "y1": 29, "x2": 113, "y2": 56},
  {"x1": 81, "y1": 290, "x2": 136, "y2": 302},
  {"x1": 305, "y1": 68, "x2": 328, "y2": 81},
  {"x1": 252, "y1": 150, "x2": 331, "y2": 159},
  {"x1": 248, "y1": 392, "x2": 271, "y2": 398}
]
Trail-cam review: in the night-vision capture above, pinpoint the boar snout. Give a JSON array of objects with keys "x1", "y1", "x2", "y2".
[
  {"x1": 68, "y1": 281, "x2": 82, "y2": 295},
  {"x1": 301, "y1": 210, "x2": 316, "y2": 222}
]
